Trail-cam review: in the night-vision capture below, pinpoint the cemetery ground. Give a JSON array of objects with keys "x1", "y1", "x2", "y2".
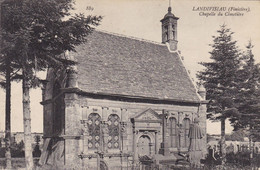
[
  {"x1": 0, "y1": 150, "x2": 260, "y2": 169},
  {"x1": 0, "y1": 158, "x2": 39, "y2": 170}
]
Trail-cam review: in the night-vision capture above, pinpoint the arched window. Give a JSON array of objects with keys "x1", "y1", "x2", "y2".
[
  {"x1": 164, "y1": 25, "x2": 168, "y2": 40},
  {"x1": 183, "y1": 118, "x2": 190, "y2": 148},
  {"x1": 88, "y1": 113, "x2": 101, "y2": 150},
  {"x1": 107, "y1": 114, "x2": 120, "y2": 149},
  {"x1": 172, "y1": 25, "x2": 175, "y2": 39},
  {"x1": 168, "y1": 117, "x2": 177, "y2": 148}
]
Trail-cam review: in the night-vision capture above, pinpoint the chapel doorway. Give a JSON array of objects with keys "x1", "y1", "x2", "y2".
[
  {"x1": 100, "y1": 160, "x2": 108, "y2": 170},
  {"x1": 137, "y1": 135, "x2": 151, "y2": 156}
]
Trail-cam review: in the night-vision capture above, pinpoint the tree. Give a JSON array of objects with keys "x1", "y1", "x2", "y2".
[
  {"x1": 1, "y1": 0, "x2": 102, "y2": 169},
  {"x1": 235, "y1": 41, "x2": 260, "y2": 158},
  {"x1": 1, "y1": 1, "x2": 22, "y2": 167},
  {"x1": 0, "y1": 55, "x2": 12, "y2": 169},
  {"x1": 225, "y1": 129, "x2": 246, "y2": 141},
  {"x1": 197, "y1": 24, "x2": 241, "y2": 164}
]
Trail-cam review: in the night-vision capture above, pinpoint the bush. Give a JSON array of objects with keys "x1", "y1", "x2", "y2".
[
  {"x1": 0, "y1": 138, "x2": 42, "y2": 158},
  {"x1": 11, "y1": 147, "x2": 25, "y2": 158},
  {"x1": 0, "y1": 140, "x2": 25, "y2": 158},
  {"x1": 252, "y1": 153, "x2": 260, "y2": 167},
  {"x1": 11, "y1": 140, "x2": 25, "y2": 158},
  {"x1": 202, "y1": 150, "x2": 260, "y2": 169},
  {"x1": 226, "y1": 151, "x2": 260, "y2": 168},
  {"x1": 226, "y1": 151, "x2": 250, "y2": 166},
  {"x1": 0, "y1": 148, "x2": 6, "y2": 158},
  {"x1": 33, "y1": 145, "x2": 41, "y2": 157}
]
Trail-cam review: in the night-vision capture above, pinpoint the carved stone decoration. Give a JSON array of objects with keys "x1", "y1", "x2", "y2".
[
  {"x1": 178, "y1": 112, "x2": 184, "y2": 125},
  {"x1": 107, "y1": 107, "x2": 121, "y2": 120},
  {"x1": 143, "y1": 131, "x2": 149, "y2": 135},
  {"x1": 140, "y1": 112, "x2": 157, "y2": 120},
  {"x1": 121, "y1": 108, "x2": 128, "y2": 122},
  {"x1": 101, "y1": 122, "x2": 109, "y2": 153},
  {"x1": 141, "y1": 112, "x2": 156, "y2": 120},
  {"x1": 87, "y1": 106, "x2": 102, "y2": 118},
  {"x1": 120, "y1": 122, "x2": 127, "y2": 133},
  {"x1": 170, "y1": 112, "x2": 176, "y2": 116},
  {"x1": 81, "y1": 120, "x2": 89, "y2": 136},
  {"x1": 177, "y1": 124, "x2": 184, "y2": 152},
  {"x1": 80, "y1": 119, "x2": 89, "y2": 154},
  {"x1": 196, "y1": 112, "x2": 200, "y2": 118},
  {"x1": 134, "y1": 108, "x2": 161, "y2": 121},
  {"x1": 102, "y1": 122, "x2": 109, "y2": 134}
]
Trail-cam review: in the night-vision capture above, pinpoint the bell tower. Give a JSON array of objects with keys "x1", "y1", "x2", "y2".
[{"x1": 161, "y1": 4, "x2": 179, "y2": 51}]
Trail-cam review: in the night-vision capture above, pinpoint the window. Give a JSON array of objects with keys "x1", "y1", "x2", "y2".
[
  {"x1": 165, "y1": 32, "x2": 168, "y2": 41},
  {"x1": 164, "y1": 25, "x2": 168, "y2": 40},
  {"x1": 107, "y1": 114, "x2": 120, "y2": 149},
  {"x1": 168, "y1": 117, "x2": 177, "y2": 148},
  {"x1": 172, "y1": 25, "x2": 175, "y2": 39},
  {"x1": 88, "y1": 113, "x2": 101, "y2": 150},
  {"x1": 183, "y1": 118, "x2": 190, "y2": 148}
]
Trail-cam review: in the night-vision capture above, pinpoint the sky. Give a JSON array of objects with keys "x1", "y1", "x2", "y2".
[{"x1": 1, "y1": 0, "x2": 260, "y2": 134}]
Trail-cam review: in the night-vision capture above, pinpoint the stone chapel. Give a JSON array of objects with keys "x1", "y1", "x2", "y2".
[{"x1": 39, "y1": 6, "x2": 207, "y2": 170}]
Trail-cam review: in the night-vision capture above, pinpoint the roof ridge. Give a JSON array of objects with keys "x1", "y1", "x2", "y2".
[{"x1": 95, "y1": 29, "x2": 165, "y2": 46}]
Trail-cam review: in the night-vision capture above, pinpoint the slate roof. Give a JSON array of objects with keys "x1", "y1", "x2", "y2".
[{"x1": 71, "y1": 31, "x2": 200, "y2": 102}]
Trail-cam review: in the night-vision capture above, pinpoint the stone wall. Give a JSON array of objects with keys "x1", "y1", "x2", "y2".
[{"x1": 74, "y1": 96, "x2": 206, "y2": 169}]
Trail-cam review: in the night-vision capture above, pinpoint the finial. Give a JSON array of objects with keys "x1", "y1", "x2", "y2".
[
  {"x1": 168, "y1": 6, "x2": 172, "y2": 13},
  {"x1": 168, "y1": 0, "x2": 172, "y2": 13},
  {"x1": 198, "y1": 81, "x2": 206, "y2": 92},
  {"x1": 198, "y1": 81, "x2": 206, "y2": 99}
]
